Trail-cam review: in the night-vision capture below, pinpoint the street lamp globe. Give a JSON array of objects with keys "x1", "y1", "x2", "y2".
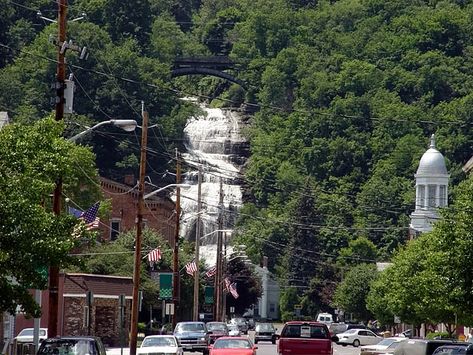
[{"x1": 112, "y1": 119, "x2": 137, "y2": 132}]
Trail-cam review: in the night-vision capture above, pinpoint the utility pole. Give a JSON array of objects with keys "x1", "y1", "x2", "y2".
[
  {"x1": 48, "y1": 0, "x2": 67, "y2": 338},
  {"x1": 214, "y1": 178, "x2": 224, "y2": 321},
  {"x1": 221, "y1": 232, "x2": 227, "y2": 322},
  {"x1": 130, "y1": 105, "x2": 148, "y2": 355},
  {"x1": 172, "y1": 150, "x2": 181, "y2": 328},
  {"x1": 193, "y1": 167, "x2": 202, "y2": 321}
]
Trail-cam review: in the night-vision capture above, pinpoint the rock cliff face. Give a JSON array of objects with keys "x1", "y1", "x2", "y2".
[{"x1": 177, "y1": 103, "x2": 249, "y2": 262}]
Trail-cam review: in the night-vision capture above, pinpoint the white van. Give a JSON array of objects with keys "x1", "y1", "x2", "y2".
[{"x1": 316, "y1": 313, "x2": 333, "y2": 325}]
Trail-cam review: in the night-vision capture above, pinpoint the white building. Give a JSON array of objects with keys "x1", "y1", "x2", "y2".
[{"x1": 410, "y1": 134, "x2": 449, "y2": 235}]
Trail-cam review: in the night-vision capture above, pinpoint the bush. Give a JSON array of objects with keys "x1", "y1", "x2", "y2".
[{"x1": 426, "y1": 331, "x2": 450, "y2": 340}]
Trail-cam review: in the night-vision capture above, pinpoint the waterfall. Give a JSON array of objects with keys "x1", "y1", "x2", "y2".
[{"x1": 176, "y1": 100, "x2": 248, "y2": 265}]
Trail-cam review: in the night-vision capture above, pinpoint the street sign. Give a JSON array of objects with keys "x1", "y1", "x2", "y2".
[
  {"x1": 165, "y1": 303, "x2": 175, "y2": 316},
  {"x1": 230, "y1": 306, "x2": 235, "y2": 314},
  {"x1": 205, "y1": 286, "x2": 214, "y2": 304},
  {"x1": 159, "y1": 273, "x2": 173, "y2": 300}
]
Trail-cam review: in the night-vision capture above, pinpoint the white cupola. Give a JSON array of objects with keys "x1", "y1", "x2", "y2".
[{"x1": 410, "y1": 134, "x2": 449, "y2": 235}]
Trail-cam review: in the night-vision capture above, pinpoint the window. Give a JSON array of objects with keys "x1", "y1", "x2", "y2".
[
  {"x1": 428, "y1": 185, "x2": 437, "y2": 207},
  {"x1": 110, "y1": 220, "x2": 120, "y2": 241},
  {"x1": 439, "y1": 185, "x2": 447, "y2": 207},
  {"x1": 418, "y1": 185, "x2": 425, "y2": 208}
]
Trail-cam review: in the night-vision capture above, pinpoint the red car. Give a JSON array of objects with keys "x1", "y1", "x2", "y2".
[
  {"x1": 209, "y1": 336, "x2": 257, "y2": 355},
  {"x1": 277, "y1": 321, "x2": 338, "y2": 355}
]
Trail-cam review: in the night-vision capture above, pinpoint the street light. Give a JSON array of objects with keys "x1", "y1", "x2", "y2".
[
  {"x1": 144, "y1": 184, "x2": 191, "y2": 199},
  {"x1": 68, "y1": 119, "x2": 137, "y2": 142}
]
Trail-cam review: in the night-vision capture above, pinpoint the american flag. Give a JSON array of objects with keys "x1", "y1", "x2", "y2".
[
  {"x1": 186, "y1": 259, "x2": 197, "y2": 276},
  {"x1": 147, "y1": 248, "x2": 162, "y2": 266},
  {"x1": 69, "y1": 202, "x2": 100, "y2": 230},
  {"x1": 80, "y1": 202, "x2": 100, "y2": 230},
  {"x1": 205, "y1": 266, "x2": 217, "y2": 278},
  {"x1": 224, "y1": 277, "x2": 231, "y2": 291},
  {"x1": 229, "y1": 282, "x2": 239, "y2": 299}
]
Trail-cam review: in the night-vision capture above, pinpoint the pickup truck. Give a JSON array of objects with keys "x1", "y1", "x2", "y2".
[{"x1": 277, "y1": 321, "x2": 338, "y2": 355}]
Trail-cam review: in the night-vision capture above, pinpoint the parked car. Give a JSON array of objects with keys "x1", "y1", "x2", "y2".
[
  {"x1": 229, "y1": 317, "x2": 249, "y2": 334},
  {"x1": 37, "y1": 336, "x2": 107, "y2": 355},
  {"x1": 209, "y1": 337, "x2": 257, "y2": 355},
  {"x1": 138, "y1": 335, "x2": 183, "y2": 355},
  {"x1": 393, "y1": 339, "x2": 459, "y2": 355},
  {"x1": 432, "y1": 344, "x2": 473, "y2": 355},
  {"x1": 277, "y1": 321, "x2": 338, "y2": 355},
  {"x1": 395, "y1": 329, "x2": 413, "y2": 338},
  {"x1": 227, "y1": 324, "x2": 241, "y2": 337},
  {"x1": 206, "y1": 322, "x2": 229, "y2": 343},
  {"x1": 329, "y1": 323, "x2": 348, "y2": 335},
  {"x1": 337, "y1": 328, "x2": 382, "y2": 347},
  {"x1": 360, "y1": 337, "x2": 408, "y2": 354},
  {"x1": 15, "y1": 328, "x2": 48, "y2": 344},
  {"x1": 254, "y1": 323, "x2": 276, "y2": 344},
  {"x1": 173, "y1": 321, "x2": 210, "y2": 354}
]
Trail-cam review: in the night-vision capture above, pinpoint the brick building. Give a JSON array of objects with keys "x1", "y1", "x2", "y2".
[
  {"x1": 2, "y1": 273, "x2": 133, "y2": 350},
  {"x1": 99, "y1": 176, "x2": 176, "y2": 244}
]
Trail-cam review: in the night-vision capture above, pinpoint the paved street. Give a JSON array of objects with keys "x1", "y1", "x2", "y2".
[{"x1": 106, "y1": 336, "x2": 361, "y2": 355}]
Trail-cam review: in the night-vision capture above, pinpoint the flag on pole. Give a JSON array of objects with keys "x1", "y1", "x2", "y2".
[
  {"x1": 205, "y1": 266, "x2": 217, "y2": 278},
  {"x1": 69, "y1": 202, "x2": 100, "y2": 230},
  {"x1": 81, "y1": 202, "x2": 100, "y2": 230},
  {"x1": 224, "y1": 277, "x2": 231, "y2": 291},
  {"x1": 186, "y1": 259, "x2": 197, "y2": 276},
  {"x1": 229, "y1": 282, "x2": 239, "y2": 299},
  {"x1": 147, "y1": 248, "x2": 162, "y2": 266}
]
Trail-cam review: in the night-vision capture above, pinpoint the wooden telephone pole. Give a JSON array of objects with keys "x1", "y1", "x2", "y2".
[
  {"x1": 130, "y1": 106, "x2": 148, "y2": 355},
  {"x1": 48, "y1": 0, "x2": 67, "y2": 338},
  {"x1": 172, "y1": 150, "x2": 181, "y2": 328},
  {"x1": 193, "y1": 167, "x2": 203, "y2": 320},
  {"x1": 214, "y1": 178, "x2": 224, "y2": 321}
]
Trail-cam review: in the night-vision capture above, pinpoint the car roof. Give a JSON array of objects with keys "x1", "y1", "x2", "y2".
[
  {"x1": 215, "y1": 337, "x2": 250, "y2": 341},
  {"x1": 284, "y1": 321, "x2": 327, "y2": 326},
  {"x1": 43, "y1": 336, "x2": 101, "y2": 341}
]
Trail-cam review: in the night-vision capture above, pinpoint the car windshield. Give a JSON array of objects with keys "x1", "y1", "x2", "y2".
[
  {"x1": 141, "y1": 337, "x2": 176, "y2": 347},
  {"x1": 39, "y1": 340, "x2": 97, "y2": 355},
  {"x1": 228, "y1": 325, "x2": 239, "y2": 331},
  {"x1": 207, "y1": 323, "x2": 227, "y2": 331},
  {"x1": 18, "y1": 329, "x2": 47, "y2": 337},
  {"x1": 256, "y1": 324, "x2": 274, "y2": 332},
  {"x1": 175, "y1": 323, "x2": 205, "y2": 333},
  {"x1": 377, "y1": 339, "x2": 397, "y2": 347},
  {"x1": 214, "y1": 339, "x2": 251, "y2": 349},
  {"x1": 344, "y1": 329, "x2": 358, "y2": 334},
  {"x1": 282, "y1": 325, "x2": 328, "y2": 339}
]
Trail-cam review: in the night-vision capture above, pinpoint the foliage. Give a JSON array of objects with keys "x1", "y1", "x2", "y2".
[
  {"x1": 279, "y1": 287, "x2": 299, "y2": 322},
  {"x1": 0, "y1": 118, "x2": 99, "y2": 316},
  {"x1": 71, "y1": 228, "x2": 198, "y2": 319},
  {"x1": 333, "y1": 263, "x2": 377, "y2": 322},
  {"x1": 224, "y1": 257, "x2": 262, "y2": 315}
]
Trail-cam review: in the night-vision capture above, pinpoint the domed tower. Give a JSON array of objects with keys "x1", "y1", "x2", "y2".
[{"x1": 410, "y1": 134, "x2": 449, "y2": 235}]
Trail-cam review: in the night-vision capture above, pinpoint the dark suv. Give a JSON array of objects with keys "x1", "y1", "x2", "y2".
[
  {"x1": 433, "y1": 344, "x2": 473, "y2": 354},
  {"x1": 173, "y1": 321, "x2": 210, "y2": 354},
  {"x1": 254, "y1": 323, "x2": 276, "y2": 344},
  {"x1": 37, "y1": 336, "x2": 107, "y2": 355}
]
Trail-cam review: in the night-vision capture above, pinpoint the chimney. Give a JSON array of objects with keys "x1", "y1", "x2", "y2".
[{"x1": 124, "y1": 174, "x2": 135, "y2": 186}]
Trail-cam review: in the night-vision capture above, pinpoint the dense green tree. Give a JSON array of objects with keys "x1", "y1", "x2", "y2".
[
  {"x1": 224, "y1": 256, "x2": 262, "y2": 315},
  {"x1": 333, "y1": 263, "x2": 377, "y2": 322},
  {"x1": 0, "y1": 118, "x2": 99, "y2": 316}
]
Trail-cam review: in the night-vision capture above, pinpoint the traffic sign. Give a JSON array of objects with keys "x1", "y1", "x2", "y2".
[{"x1": 165, "y1": 303, "x2": 175, "y2": 315}]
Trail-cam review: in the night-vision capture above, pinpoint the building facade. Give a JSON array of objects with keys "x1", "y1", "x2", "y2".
[
  {"x1": 410, "y1": 134, "x2": 449, "y2": 235},
  {"x1": 100, "y1": 177, "x2": 176, "y2": 245}
]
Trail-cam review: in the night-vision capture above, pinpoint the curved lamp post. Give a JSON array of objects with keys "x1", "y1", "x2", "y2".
[{"x1": 68, "y1": 119, "x2": 137, "y2": 142}]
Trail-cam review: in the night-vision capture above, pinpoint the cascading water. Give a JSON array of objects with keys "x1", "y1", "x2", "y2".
[{"x1": 177, "y1": 100, "x2": 248, "y2": 265}]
